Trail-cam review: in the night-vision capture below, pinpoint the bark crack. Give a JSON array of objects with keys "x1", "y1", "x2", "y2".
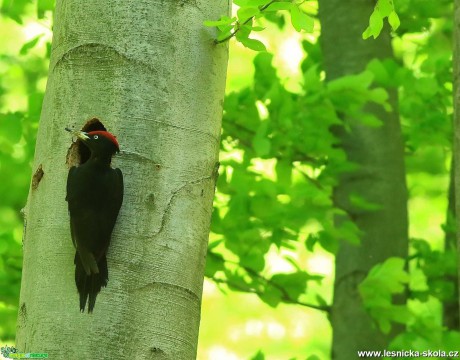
[
  {"x1": 52, "y1": 42, "x2": 157, "y2": 73},
  {"x1": 120, "y1": 150, "x2": 159, "y2": 165},
  {"x1": 134, "y1": 281, "x2": 201, "y2": 302},
  {"x1": 139, "y1": 117, "x2": 220, "y2": 144},
  {"x1": 154, "y1": 174, "x2": 214, "y2": 237}
]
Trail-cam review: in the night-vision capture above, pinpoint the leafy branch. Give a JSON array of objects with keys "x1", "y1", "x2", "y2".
[
  {"x1": 208, "y1": 252, "x2": 331, "y2": 312},
  {"x1": 363, "y1": 0, "x2": 400, "y2": 39},
  {"x1": 214, "y1": 0, "x2": 277, "y2": 44},
  {"x1": 204, "y1": 0, "x2": 315, "y2": 51}
]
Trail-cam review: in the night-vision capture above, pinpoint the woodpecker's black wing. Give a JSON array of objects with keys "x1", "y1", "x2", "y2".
[
  {"x1": 101, "y1": 167, "x2": 123, "y2": 252},
  {"x1": 66, "y1": 165, "x2": 123, "y2": 312},
  {"x1": 66, "y1": 165, "x2": 123, "y2": 262}
]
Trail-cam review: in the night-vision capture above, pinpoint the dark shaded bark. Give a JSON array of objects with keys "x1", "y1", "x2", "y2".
[
  {"x1": 318, "y1": 1, "x2": 409, "y2": 358},
  {"x1": 443, "y1": 160, "x2": 459, "y2": 329},
  {"x1": 453, "y1": 0, "x2": 460, "y2": 330}
]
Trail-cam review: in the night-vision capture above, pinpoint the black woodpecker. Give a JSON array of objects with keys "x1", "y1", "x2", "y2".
[{"x1": 65, "y1": 129, "x2": 123, "y2": 313}]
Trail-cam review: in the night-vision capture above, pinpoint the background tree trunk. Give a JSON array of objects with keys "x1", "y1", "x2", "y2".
[
  {"x1": 318, "y1": 0, "x2": 409, "y2": 358},
  {"x1": 15, "y1": 1, "x2": 229, "y2": 359},
  {"x1": 443, "y1": 161, "x2": 459, "y2": 329},
  {"x1": 454, "y1": 0, "x2": 460, "y2": 328}
]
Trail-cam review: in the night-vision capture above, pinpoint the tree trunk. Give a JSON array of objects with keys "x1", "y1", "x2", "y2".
[
  {"x1": 443, "y1": 160, "x2": 459, "y2": 329},
  {"x1": 16, "y1": 1, "x2": 229, "y2": 359},
  {"x1": 318, "y1": 0, "x2": 409, "y2": 358},
  {"x1": 454, "y1": 0, "x2": 460, "y2": 329}
]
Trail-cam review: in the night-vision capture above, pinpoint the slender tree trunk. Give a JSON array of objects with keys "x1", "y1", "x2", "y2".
[
  {"x1": 443, "y1": 160, "x2": 459, "y2": 329},
  {"x1": 16, "y1": 1, "x2": 229, "y2": 359},
  {"x1": 318, "y1": 1, "x2": 408, "y2": 358},
  {"x1": 454, "y1": 0, "x2": 460, "y2": 328}
]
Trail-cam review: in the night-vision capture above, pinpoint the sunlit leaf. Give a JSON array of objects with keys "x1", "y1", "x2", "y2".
[
  {"x1": 237, "y1": 7, "x2": 260, "y2": 22},
  {"x1": 237, "y1": 37, "x2": 267, "y2": 52},
  {"x1": 19, "y1": 35, "x2": 43, "y2": 55},
  {"x1": 203, "y1": 16, "x2": 235, "y2": 27},
  {"x1": 290, "y1": 5, "x2": 314, "y2": 32},
  {"x1": 388, "y1": 11, "x2": 400, "y2": 30}
]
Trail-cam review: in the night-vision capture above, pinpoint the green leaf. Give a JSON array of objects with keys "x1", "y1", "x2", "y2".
[
  {"x1": 349, "y1": 193, "x2": 382, "y2": 211},
  {"x1": 358, "y1": 114, "x2": 384, "y2": 127},
  {"x1": 315, "y1": 294, "x2": 328, "y2": 308},
  {"x1": 1, "y1": 0, "x2": 32, "y2": 24},
  {"x1": 360, "y1": 257, "x2": 409, "y2": 304},
  {"x1": 19, "y1": 35, "x2": 42, "y2": 55},
  {"x1": 275, "y1": 159, "x2": 292, "y2": 186},
  {"x1": 290, "y1": 5, "x2": 314, "y2": 32},
  {"x1": 359, "y1": 258, "x2": 412, "y2": 333},
  {"x1": 327, "y1": 71, "x2": 374, "y2": 92},
  {"x1": 414, "y1": 77, "x2": 438, "y2": 97},
  {"x1": 260, "y1": 286, "x2": 282, "y2": 307},
  {"x1": 37, "y1": 0, "x2": 54, "y2": 19},
  {"x1": 377, "y1": 0, "x2": 393, "y2": 17},
  {"x1": 362, "y1": 27, "x2": 373, "y2": 40},
  {"x1": 205, "y1": 251, "x2": 225, "y2": 277},
  {"x1": 252, "y1": 136, "x2": 270, "y2": 155},
  {"x1": 203, "y1": 16, "x2": 235, "y2": 27},
  {"x1": 307, "y1": 356, "x2": 322, "y2": 360},
  {"x1": 271, "y1": 272, "x2": 309, "y2": 300},
  {"x1": 217, "y1": 30, "x2": 233, "y2": 42},
  {"x1": 388, "y1": 11, "x2": 400, "y2": 30},
  {"x1": 237, "y1": 7, "x2": 260, "y2": 22},
  {"x1": 254, "y1": 52, "x2": 277, "y2": 97},
  {"x1": 368, "y1": 87, "x2": 389, "y2": 106},
  {"x1": 305, "y1": 234, "x2": 318, "y2": 252},
  {"x1": 0, "y1": 113, "x2": 23, "y2": 144},
  {"x1": 250, "y1": 350, "x2": 265, "y2": 360},
  {"x1": 265, "y1": 2, "x2": 293, "y2": 11},
  {"x1": 363, "y1": 10, "x2": 383, "y2": 39},
  {"x1": 317, "y1": 230, "x2": 339, "y2": 253},
  {"x1": 238, "y1": 37, "x2": 267, "y2": 52},
  {"x1": 234, "y1": 0, "x2": 273, "y2": 6},
  {"x1": 217, "y1": 24, "x2": 233, "y2": 34}
]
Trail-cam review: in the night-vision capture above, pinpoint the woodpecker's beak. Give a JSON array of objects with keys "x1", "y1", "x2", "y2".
[
  {"x1": 76, "y1": 131, "x2": 90, "y2": 141},
  {"x1": 65, "y1": 127, "x2": 90, "y2": 140}
]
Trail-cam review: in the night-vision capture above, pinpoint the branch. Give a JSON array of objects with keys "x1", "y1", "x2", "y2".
[
  {"x1": 226, "y1": 121, "x2": 325, "y2": 165},
  {"x1": 207, "y1": 253, "x2": 331, "y2": 312},
  {"x1": 293, "y1": 163, "x2": 325, "y2": 190},
  {"x1": 215, "y1": 0, "x2": 278, "y2": 44}
]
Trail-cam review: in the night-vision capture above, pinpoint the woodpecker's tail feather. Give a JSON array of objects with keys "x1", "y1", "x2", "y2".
[{"x1": 74, "y1": 253, "x2": 108, "y2": 313}]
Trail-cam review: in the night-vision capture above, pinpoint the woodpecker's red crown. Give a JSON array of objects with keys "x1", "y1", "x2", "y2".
[{"x1": 87, "y1": 131, "x2": 120, "y2": 151}]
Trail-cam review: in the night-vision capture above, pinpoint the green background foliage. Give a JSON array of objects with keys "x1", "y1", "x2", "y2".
[{"x1": 0, "y1": 0, "x2": 458, "y2": 359}]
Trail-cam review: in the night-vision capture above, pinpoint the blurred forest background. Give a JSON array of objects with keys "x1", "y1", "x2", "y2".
[{"x1": 0, "y1": 0, "x2": 459, "y2": 359}]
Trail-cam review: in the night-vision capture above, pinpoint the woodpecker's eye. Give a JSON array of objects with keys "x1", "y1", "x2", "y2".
[{"x1": 94, "y1": 135, "x2": 99, "y2": 139}]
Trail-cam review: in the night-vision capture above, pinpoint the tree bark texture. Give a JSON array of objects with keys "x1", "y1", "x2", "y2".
[
  {"x1": 454, "y1": 0, "x2": 460, "y2": 329},
  {"x1": 16, "y1": 1, "x2": 229, "y2": 359},
  {"x1": 318, "y1": 0, "x2": 409, "y2": 358},
  {"x1": 443, "y1": 160, "x2": 459, "y2": 329}
]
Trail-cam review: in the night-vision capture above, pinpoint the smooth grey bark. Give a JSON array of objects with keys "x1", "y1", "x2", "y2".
[
  {"x1": 16, "y1": 1, "x2": 229, "y2": 359},
  {"x1": 318, "y1": 0, "x2": 408, "y2": 358}
]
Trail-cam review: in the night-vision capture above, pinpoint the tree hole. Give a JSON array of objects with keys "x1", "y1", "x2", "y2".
[{"x1": 66, "y1": 118, "x2": 106, "y2": 167}]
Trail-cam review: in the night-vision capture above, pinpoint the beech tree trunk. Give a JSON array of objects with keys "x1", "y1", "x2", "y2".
[
  {"x1": 16, "y1": 1, "x2": 229, "y2": 359},
  {"x1": 443, "y1": 161, "x2": 459, "y2": 329},
  {"x1": 318, "y1": 0, "x2": 409, "y2": 358},
  {"x1": 454, "y1": 0, "x2": 460, "y2": 327}
]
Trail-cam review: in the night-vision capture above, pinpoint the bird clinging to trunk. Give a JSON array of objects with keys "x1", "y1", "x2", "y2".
[{"x1": 66, "y1": 128, "x2": 123, "y2": 313}]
